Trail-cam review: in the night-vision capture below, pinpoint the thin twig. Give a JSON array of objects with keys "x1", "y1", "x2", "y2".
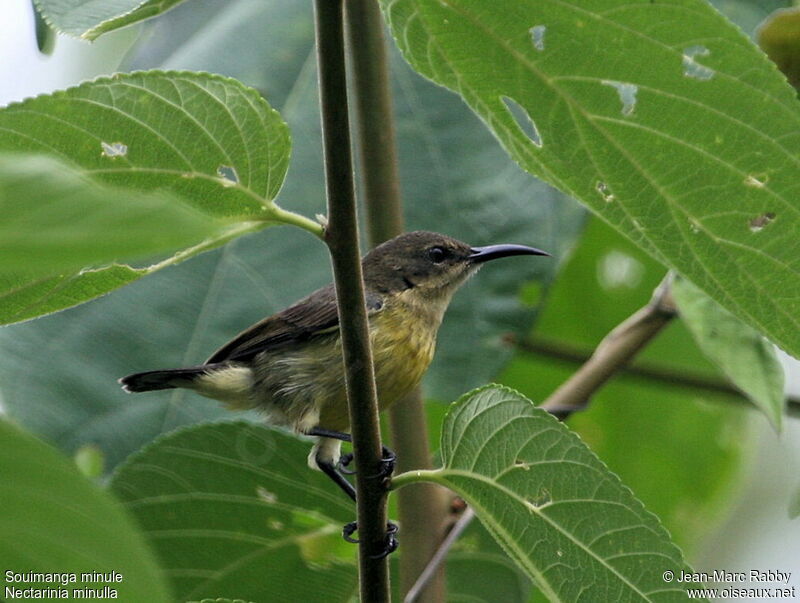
[
  {"x1": 313, "y1": 0, "x2": 390, "y2": 599},
  {"x1": 404, "y1": 507, "x2": 476, "y2": 603},
  {"x1": 344, "y1": 0, "x2": 449, "y2": 600},
  {"x1": 540, "y1": 276, "x2": 677, "y2": 419},
  {"x1": 514, "y1": 337, "x2": 800, "y2": 417}
]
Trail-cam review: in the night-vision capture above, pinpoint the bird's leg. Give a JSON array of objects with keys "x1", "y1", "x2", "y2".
[
  {"x1": 308, "y1": 427, "x2": 396, "y2": 482},
  {"x1": 307, "y1": 427, "x2": 398, "y2": 556},
  {"x1": 308, "y1": 426, "x2": 353, "y2": 442},
  {"x1": 316, "y1": 456, "x2": 357, "y2": 501},
  {"x1": 309, "y1": 428, "x2": 356, "y2": 500}
]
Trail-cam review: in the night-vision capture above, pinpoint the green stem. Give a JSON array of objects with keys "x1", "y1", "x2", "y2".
[
  {"x1": 344, "y1": 0, "x2": 404, "y2": 243},
  {"x1": 344, "y1": 0, "x2": 449, "y2": 600},
  {"x1": 143, "y1": 221, "x2": 265, "y2": 273},
  {"x1": 313, "y1": 0, "x2": 391, "y2": 599},
  {"x1": 391, "y1": 469, "x2": 442, "y2": 490},
  {"x1": 266, "y1": 204, "x2": 324, "y2": 238}
]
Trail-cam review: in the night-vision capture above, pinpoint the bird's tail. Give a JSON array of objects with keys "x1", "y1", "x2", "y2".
[{"x1": 119, "y1": 365, "x2": 214, "y2": 393}]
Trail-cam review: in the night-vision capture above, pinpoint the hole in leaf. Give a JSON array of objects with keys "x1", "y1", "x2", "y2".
[
  {"x1": 595, "y1": 180, "x2": 615, "y2": 202},
  {"x1": 256, "y1": 486, "x2": 278, "y2": 503},
  {"x1": 682, "y1": 45, "x2": 715, "y2": 80},
  {"x1": 749, "y1": 212, "x2": 776, "y2": 232},
  {"x1": 601, "y1": 80, "x2": 638, "y2": 116},
  {"x1": 100, "y1": 141, "x2": 127, "y2": 158},
  {"x1": 217, "y1": 165, "x2": 239, "y2": 186},
  {"x1": 268, "y1": 519, "x2": 284, "y2": 531},
  {"x1": 530, "y1": 25, "x2": 546, "y2": 51},
  {"x1": 744, "y1": 174, "x2": 768, "y2": 189},
  {"x1": 501, "y1": 96, "x2": 542, "y2": 147}
]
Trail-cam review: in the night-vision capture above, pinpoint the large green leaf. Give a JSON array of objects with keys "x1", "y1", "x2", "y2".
[
  {"x1": 393, "y1": 385, "x2": 694, "y2": 601},
  {"x1": 380, "y1": 0, "x2": 800, "y2": 362},
  {"x1": 0, "y1": 420, "x2": 171, "y2": 602},
  {"x1": 0, "y1": 70, "x2": 294, "y2": 218},
  {"x1": 0, "y1": 70, "x2": 318, "y2": 324},
  {"x1": 500, "y1": 217, "x2": 750, "y2": 555},
  {"x1": 110, "y1": 422, "x2": 357, "y2": 602},
  {"x1": 672, "y1": 276, "x2": 785, "y2": 430},
  {"x1": 0, "y1": 152, "x2": 218, "y2": 277},
  {"x1": 34, "y1": 0, "x2": 189, "y2": 40},
  {"x1": 0, "y1": 0, "x2": 583, "y2": 471}
]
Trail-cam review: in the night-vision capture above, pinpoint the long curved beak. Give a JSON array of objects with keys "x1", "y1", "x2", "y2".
[{"x1": 468, "y1": 243, "x2": 550, "y2": 264}]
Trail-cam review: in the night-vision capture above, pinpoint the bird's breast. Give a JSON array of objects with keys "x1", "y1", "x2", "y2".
[{"x1": 370, "y1": 297, "x2": 440, "y2": 409}]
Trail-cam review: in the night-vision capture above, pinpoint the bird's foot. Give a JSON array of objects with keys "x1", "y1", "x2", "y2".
[
  {"x1": 337, "y1": 452, "x2": 356, "y2": 474},
  {"x1": 337, "y1": 446, "x2": 396, "y2": 485},
  {"x1": 342, "y1": 521, "x2": 399, "y2": 559}
]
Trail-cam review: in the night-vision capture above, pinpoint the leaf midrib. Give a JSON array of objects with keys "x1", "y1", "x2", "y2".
[{"x1": 433, "y1": 466, "x2": 682, "y2": 601}]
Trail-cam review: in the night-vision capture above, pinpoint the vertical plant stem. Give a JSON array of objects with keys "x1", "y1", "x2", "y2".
[
  {"x1": 386, "y1": 396, "x2": 449, "y2": 600},
  {"x1": 344, "y1": 0, "x2": 403, "y2": 241},
  {"x1": 313, "y1": 0, "x2": 390, "y2": 599},
  {"x1": 344, "y1": 0, "x2": 449, "y2": 600}
]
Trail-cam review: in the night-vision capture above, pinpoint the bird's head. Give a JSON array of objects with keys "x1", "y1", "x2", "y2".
[{"x1": 362, "y1": 231, "x2": 549, "y2": 301}]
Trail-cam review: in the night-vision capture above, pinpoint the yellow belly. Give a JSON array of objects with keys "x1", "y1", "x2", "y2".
[{"x1": 314, "y1": 301, "x2": 437, "y2": 432}]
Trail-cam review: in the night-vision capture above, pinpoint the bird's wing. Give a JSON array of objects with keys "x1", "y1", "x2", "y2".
[{"x1": 206, "y1": 284, "x2": 384, "y2": 363}]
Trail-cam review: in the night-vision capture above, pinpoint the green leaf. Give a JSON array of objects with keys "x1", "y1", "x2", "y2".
[
  {"x1": 500, "y1": 216, "x2": 751, "y2": 555},
  {"x1": 0, "y1": 420, "x2": 171, "y2": 602},
  {"x1": 0, "y1": 70, "x2": 319, "y2": 324},
  {"x1": 394, "y1": 385, "x2": 693, "y2": 601},
  {"x1": 110, "y1": 422, "x2": 358, "y2": 602},
  {"x1": 672, "y1": 276, "x2": 785, "y2": 430},
  {"x1": 381, "y1": 0, "x2": 800, "y2": 363},
  {"x1": 0, "y1": 264, "x2": 141, "y2": 324},
  {"x1": 0, "y1": 152, "x2": 220, "y2": 277},
  {"x1": 33, "y1": 0, "x2": 56, "y2": 54},
  {"x1": 0, "y1": 70, "x2": 296, "y2": 219},
  {"x1": 34, "y1": 0, "x2": 189, "y2": 40},
  {"x1": 0, "y1": 0, "x2": 584, "y2": 473}
]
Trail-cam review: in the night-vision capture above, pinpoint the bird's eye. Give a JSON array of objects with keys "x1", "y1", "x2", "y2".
[{"x1": 428, "y1": 246, "x2": 446, "y2": 263}]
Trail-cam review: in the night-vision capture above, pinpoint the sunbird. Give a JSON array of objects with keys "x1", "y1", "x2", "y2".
[{"x1": 120, "y1": 231, "x2": 548, "y2": 548}]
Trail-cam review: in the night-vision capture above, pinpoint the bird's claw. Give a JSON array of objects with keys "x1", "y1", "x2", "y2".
[
  {"x1": 342, "y1": 521, "x2": 399, "y2": 559},
  {"x1": 337, "y1": 452, "x2": 356, "y2": 474},
  {"x1": 378, "y1": 446, "x2": 396, "y2": 481},
  {"x1": 337, "y1": 446, "x2": 396, "y2": 485}
]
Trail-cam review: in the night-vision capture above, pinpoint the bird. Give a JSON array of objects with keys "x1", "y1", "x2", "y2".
[{"x1": 120, "y1": 230, "x2": 549, "y2": 501}]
